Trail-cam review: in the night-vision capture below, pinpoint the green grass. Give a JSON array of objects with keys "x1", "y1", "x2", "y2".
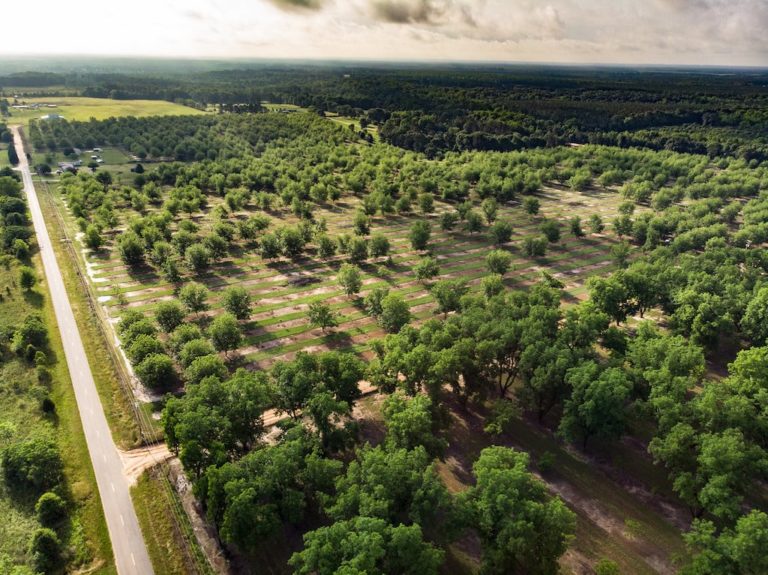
[
  {"x1": 36, "y1": 177, "x2": 141, "y2": 448},
  {"x1": 436, "y1": 403, "x2": 688, "y2": 574},
  {"x1": 131, "y1": 469, "x2": 191, "y2": 575},
  {"x1": 6, "y1": 97, "x2": 206, "y2": 126},
  {"x1": 0, "y1": 254, "x2": 114, "y2": 573}
]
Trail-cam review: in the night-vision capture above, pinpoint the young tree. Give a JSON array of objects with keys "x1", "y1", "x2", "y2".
[
  {"x1": 409, "y1": 220, "x2": 432, "y2": 251},
  {"x1": 440, "y1": 211, "x2": 458, "y2": 231},
  {"x1": 482, "y1": 274, "x2": 505, "y2": 299},
  {"x1": 464, "y1": 210, "x2": 484, "y2": 234},
  {"x1": 347, "y1": 237, "x2": 369, "y2": 263},
  {"x1": 281, "y1": 227, "x2": 306, "y2": 259},
  {"x1": 308, "y1": 301, "x2": 338, "y2": 333},
  {"x1": 486, "y1": 250, "x2": 512, "y2": 276},
  {"x1": 317, "y1": 234, "x2": 337, "y2": 259},
  {"x1": 222, "y1": 286, "x2": 252, "y2": 320},
  {"x1": 414, "y1": 256, "x2": 440, "y2": 283},
  {"x1": 456, "y1": 200, "x2": 473, "y2": 220},
  {"x1": 489, "y1": 219, "x2": 513, "y2": 245},
  {"x1": 523, "y1": 196, "x2": 540, "y2": 216},
  {"x1": 431, "y1": 279, "x2": 469, "y2": 317},
  {"x1": 208, "y1": 313, "x2": 242, "y2": 356},
  {"x1": 611, "y1": 241, "x2": 631, "y2": 268},
  {"x1": 379, "y1": 294, "x2": 411, "y2": 333},
  {"x1": 523, "y1": 236, "x2": 547, "y2": 258},
  {"x1": 84, "y1": 224, "x2": 103, "y2": 251},
  {"x1": 613, "y1": 214, "x2": 633, "y2": 238},
  {"x1": 482, "y1": 197, "x2": 499, "y2": 224},
  {"x1": 338, "y1": 263, "x2": 362, "y2": 298},
  {"x1": 185, "y1": 243, "x2": 211, "y2": 274},
  {"x1": 419, "y1": 193, "x2": 435, "y2": 215},
  {"x1": 540, "y1": 220, "x2": 561, "y2": 243},
  {"x1": 589, "y1": 214, "x2": 605, "y2": 234},
  {"x1": 155, "y1": 300, "x2": 186, "y2": 333},
  {"x1": 559, "y1": 362, "x2": 632, "y2": 449},
  {"x1": 364, "y1": 287, "x2": 390, "y2": 317},
  {"x1": 570, "y1": 216, "x2": 585, "y2": 237},
  {"x1": 369, "y1": 233, "x2": 391, "y2": 258},
  {"x1": 117, "y1": 231, "x2": 145, "y2": 266},
  {"x1": 460, "y1": 447, "x2": 575, "y2": 575},
  {"x1": 260, "y1": 232, "x2": 282, "y2": 259},
  {"x1": 179, "y1": 281, "x2": 209, "y2": 316},
  {"x1": 353, "y1": 210, "x2": 371, "y2": 236}
]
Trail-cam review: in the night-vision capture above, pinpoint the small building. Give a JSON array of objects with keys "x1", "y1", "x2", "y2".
[{"x1": 41, "y1": 113, "x2": 64, "y2": 121}]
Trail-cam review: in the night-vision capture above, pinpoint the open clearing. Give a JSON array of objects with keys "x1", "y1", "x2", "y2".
[{"x1": 6, "y1": 96, "x2": 205, "y2": 125}]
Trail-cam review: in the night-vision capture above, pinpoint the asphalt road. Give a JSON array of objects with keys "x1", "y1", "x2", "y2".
[{"x1": 12, "y1": 127, "x2": 155, "y2": 575}]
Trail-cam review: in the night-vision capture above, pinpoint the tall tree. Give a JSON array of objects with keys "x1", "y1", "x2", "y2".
[{"x1": 460, "y1": 447, "x2": 575, "y2": 575}]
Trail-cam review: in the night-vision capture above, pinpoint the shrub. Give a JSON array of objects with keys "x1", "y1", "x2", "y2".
[
  {"x1": 35, "y1": 492, "x2": 67, "y2": 527},
  {"x1": 30, "y1": 528, "x2": 62, "y2": 574},
  {"x1": 2, "y1": 435, "x2": 63, "y2": 493}
]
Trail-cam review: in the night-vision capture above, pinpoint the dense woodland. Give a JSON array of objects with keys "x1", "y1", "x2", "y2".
[
  {"x1": 4, "y1": 63, "x2": 768, "y2": 574},
  {"x1": 5, "y1": 64, "x2": 768, "y2": 160}
]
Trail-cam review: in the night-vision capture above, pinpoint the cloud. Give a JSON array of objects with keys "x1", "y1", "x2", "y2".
[
  {"x1": 367, "y1": 0, "x2": 477, "y2": 26},
  {"x1": 265, "y1": 0, "x2": 324, "y2": 11}
]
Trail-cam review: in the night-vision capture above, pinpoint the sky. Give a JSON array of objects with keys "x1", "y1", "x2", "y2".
[{"x1": 2, "y1": 0, "x2": 767, "y2": 66}]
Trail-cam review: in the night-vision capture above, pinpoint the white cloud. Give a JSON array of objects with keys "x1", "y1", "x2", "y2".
[{"x1": 0, "y1": 0, "x2": 766, "y2": 65}]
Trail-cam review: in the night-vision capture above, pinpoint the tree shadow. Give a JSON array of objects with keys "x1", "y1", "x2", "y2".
[{"x1": 22, "y1": 288, "x2": 44, "y2": 308}]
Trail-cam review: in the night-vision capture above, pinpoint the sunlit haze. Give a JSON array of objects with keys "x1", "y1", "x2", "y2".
[{"x1": 2, "y1": 0, "x2": 767, "y2": 66}]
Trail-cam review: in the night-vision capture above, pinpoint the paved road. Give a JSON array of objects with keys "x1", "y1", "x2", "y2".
[{"x1": 12, "y1": 127, "x2": 154, "y2": 575}]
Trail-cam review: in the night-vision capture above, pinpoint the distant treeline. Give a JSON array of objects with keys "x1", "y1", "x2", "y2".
[{"x1": 10, "y1": 65, "x2": 768, "y2": 159}]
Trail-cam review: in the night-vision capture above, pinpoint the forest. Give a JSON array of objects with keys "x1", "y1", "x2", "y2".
[{"x1": 5, "y1": 63, "x2": 768, "y2": 160}]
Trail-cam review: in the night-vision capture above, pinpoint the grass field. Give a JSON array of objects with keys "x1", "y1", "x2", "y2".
[
  {"x1": 6, "y1": 97, "x2": 205, "y2": 126},
  {"x1": 0, "y1": 239, "x2": 114, "y2": 572}
]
